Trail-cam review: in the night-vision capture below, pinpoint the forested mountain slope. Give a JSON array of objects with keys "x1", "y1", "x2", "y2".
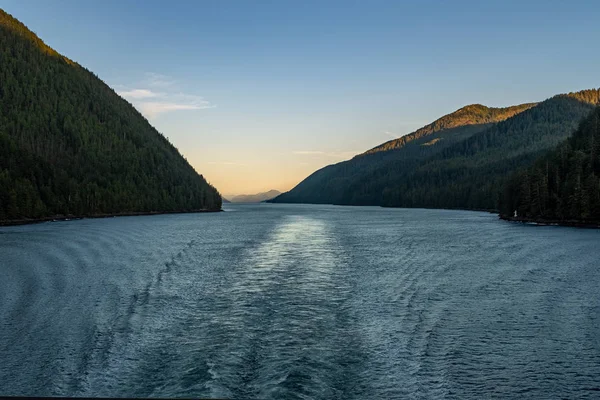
[
  {"x1": 272, "y1": 103, "x2": 535, "y2": 205},
  {"x1": 0, "y1": 9, "x2": 221, "y2": 223},
  {"x1": 272, "y1": 90, "x2": 600, "y2": 210},
  {"x1": 380, "y1": 91, "x2": 600, "y2": 210},
  {"x1": 364, "y1": 103, "x2": 535, "y2": 155},
  {"x1": 500, "y1": 107, "x2": 600, "y2": 224}
]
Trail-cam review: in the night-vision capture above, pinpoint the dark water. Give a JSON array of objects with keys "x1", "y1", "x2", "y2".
[{"x1": 1, "y1": 204, "x2": 599, "y2": 399}]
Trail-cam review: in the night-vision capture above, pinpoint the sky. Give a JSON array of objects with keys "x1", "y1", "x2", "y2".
[{"x1": 3, "y1": 0, "x2": 600, "y2": 196}]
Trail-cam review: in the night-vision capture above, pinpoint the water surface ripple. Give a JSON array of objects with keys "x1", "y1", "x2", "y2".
[{"x1": 1, "y1": 204, "x2": 599, "y2": 399}]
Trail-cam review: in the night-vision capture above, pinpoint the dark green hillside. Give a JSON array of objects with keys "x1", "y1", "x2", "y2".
[
  {"x1": 272, "y1": 103, "x2": 535, "y2": 205},
  {"x1": 0, "y1": 9, "x2": 221, "y2": 223},
  {"x1": 381, "y1": 91, "x2": 600, "y2": 210},
  {"x1": 500, "y1": 107, "x2": 600, "y2": 224},
  {"x1": 272, "y1": 90, "x2": 600, "y2": 210}
]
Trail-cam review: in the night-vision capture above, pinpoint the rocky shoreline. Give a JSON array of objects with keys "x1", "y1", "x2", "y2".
[
  {"x1": 0, "y1": 209, "x2": 223, "y2": 227},
  {"x1": 499, "y1": 215, "x2": 600, "y2": 229}
]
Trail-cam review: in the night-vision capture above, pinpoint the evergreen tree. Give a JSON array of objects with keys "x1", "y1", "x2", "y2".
[{"x1": 500, "y1": 107, "x2": 600, "y2": 223}]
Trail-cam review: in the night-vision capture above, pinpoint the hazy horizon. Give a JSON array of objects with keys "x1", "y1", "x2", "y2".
[{"x1": 5, "y1": 0, "x2": 600, "y2": 196}]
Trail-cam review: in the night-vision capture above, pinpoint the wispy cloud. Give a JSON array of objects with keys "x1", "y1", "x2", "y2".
[
  {"x1": 117, "y1": 89, "x2": 160, "y2": 99},
  {"x1": 116, "y1": 73, "x2": 215, "y2": 119},
  {"x1": 293, "y1": 151, "x2": 326, "y2": 155},
  {"x1": 293, "y1": 150, "x2": 358, "y2": 159},
  {"x1": 207, "y1": 161, "x2": 248, "y2": 166},
  {"x1": 137, "y1": 101, "x2": 214, "y2": 118}
]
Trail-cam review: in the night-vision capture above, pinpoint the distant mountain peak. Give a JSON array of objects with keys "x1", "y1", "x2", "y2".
[
  {"x1": 230, "y1": 190, "x2": 282, "y2": 203},
  {"x1": 457, "y1": 103, "x2": 487, "y2": 111}
]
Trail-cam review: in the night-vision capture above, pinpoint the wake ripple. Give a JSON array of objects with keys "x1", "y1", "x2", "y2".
[{"x1": 1, "y1": 206, "x2": 600, "y2": 399}]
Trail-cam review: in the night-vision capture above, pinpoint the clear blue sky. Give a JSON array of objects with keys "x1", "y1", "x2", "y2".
[{"x1": 4, "y1": 0, "x2": 600, "y2": 195}]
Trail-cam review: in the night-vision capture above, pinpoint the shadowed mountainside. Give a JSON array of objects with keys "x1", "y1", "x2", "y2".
[
  {"x1": 271, "y1": 90, "x2": 600, "y2": 211},
  {"x1": 500, "y1": 106, "x2": 600, "y2": 225}
]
